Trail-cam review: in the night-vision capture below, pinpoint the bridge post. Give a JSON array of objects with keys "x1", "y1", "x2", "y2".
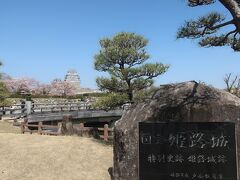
[
  {"x1": 104, "y1": 124, "x2": 109, "y2": 141},
  {"x1": 79, "y1": 123, "x2": 84, "y2": 136},
  {"x1": 25, "y1": 101, "x2": 32, "y2": 115},
  {"x1": 62, "y1": 115, "x2": 73, "y2": 135},
  {"x1": 21, "y1": 122, "x2": 25, "y2": 134},
  {"x1": 38, "y1": 122, "x2": 42, "y2": 135},
  {"x1": 57, "y1": 122, "x2": 62, "y2": 135}
]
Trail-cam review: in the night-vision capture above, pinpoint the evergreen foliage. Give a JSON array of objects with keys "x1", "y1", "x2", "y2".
[
  {"x1": 0, "y1": 62, "x2": 12, "y2": 107},
  {"x1": 178, "y1": 0, "x2": 240, "y2": 51},
  {"x1": 94, "y1": 32, "x2": 169, "y2": 105}
]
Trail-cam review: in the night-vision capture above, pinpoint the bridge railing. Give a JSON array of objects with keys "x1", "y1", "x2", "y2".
[
  {"x1": 21, "y1": 121, "x2": 62, "y2": 136},
  {"x1": 32, "y1": 102, "x2": 91, "y2": 113},
  {"x1": 0, "y1": 102, "x2": 91, "y2": 116},
  {"x1": 0, "y1": 104, "x2": 26, "y2": 116},
  {"x1": 97, "y1": 124, "x2": 114, "y2": 141},
  {"x1": 21, "y1": 121, "x2": 113, "y2": 141},
  {"x1": 0, "y1": 101, "x2": 129, "y2": 117}
]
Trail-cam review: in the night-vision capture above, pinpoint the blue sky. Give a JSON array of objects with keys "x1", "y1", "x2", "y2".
[{"x1": 0, "y1": 0, "x2": 239, "y2": 89}]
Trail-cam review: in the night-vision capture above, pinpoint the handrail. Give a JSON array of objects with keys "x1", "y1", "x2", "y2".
[
  {"x1": 32, "y1": 102, "x2": 88, "y2": 106},
  {"x1": 0, "y1": 101, "x2": 128, "y2": 116},
  {"x1": 21, "y1": 121, "x2": 113, "y2": 141}
]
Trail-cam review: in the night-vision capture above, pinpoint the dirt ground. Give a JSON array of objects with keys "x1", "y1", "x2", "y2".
[
  {"x1": 0, "y1": 121, "x2": 113, "y2": 180},
  {"x1": 0, "y1": 121, "x2": 21, "y2": 134}
]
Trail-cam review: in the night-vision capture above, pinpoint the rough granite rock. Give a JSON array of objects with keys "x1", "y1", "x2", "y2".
[{"x1": 113, "y1": 81, "x2": 240, "y2": 180}]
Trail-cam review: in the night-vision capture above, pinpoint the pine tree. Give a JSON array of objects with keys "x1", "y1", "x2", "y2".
[
  {"x1": 177, "y1": 0, "x2": 240, "y2": 51},
  {"x1": 94, "y1": 32, "x2": 169, "y2": 104}
]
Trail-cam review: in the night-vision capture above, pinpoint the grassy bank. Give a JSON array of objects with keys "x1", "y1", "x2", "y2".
[
  {"x1": 0, "y1": 121, "x2": 21, "y2": 134},
  {"x1": 0, "y1": 122, "x2": 113, "y2": 180}
]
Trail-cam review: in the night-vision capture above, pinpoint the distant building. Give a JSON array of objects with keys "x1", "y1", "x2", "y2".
[
  {"x1": 64, "y1": 69, "x2": 81, "y2": 92},
  {"x1": 64, "y1": 69, "x2": 100, "y2": 94}
]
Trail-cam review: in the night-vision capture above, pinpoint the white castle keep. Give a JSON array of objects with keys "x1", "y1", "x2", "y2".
[
  {"x1": 64, "y1": 69, "x2": 100, "y2": 94},
  {"x1": 64, "y1": 69, "x2": 81, "y2": 92}
]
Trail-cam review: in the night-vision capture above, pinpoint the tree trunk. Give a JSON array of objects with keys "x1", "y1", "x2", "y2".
[
  {"x1": 219, "y1": 0, "x2": 240, "y2": 30},
  {"x1": 126, "y1": 79, "x2": 133, "y2": 102},
  {"x1": 128, "y1": 92, "x2": 133, "y2": 102}
]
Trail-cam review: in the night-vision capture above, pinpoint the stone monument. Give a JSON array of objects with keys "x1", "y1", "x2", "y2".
[{"x1": 113, "y1": 81, "x2": 240, "y2": 180}]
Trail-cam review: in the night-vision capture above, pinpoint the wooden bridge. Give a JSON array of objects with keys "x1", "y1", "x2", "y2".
[{"x1": 0, "y1": 101, "x2": 125, "y2": 124}]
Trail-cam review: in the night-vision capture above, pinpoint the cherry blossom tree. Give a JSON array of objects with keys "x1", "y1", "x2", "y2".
[
  {"x1": 62, "y1": 81, "x2": 78, "y2": 96},
  {"x1": 4, "y1": 77, "x2": 40, "y2": 94},
  {"x1": 4, "y1": 77, "x2": 78, "y2": 97},
  {"x1": 35, "y1": 84, "x2": 52, "y2": 95},
  {"x1": 49, "y1": 79, "x2": 77, "y2": 96}
]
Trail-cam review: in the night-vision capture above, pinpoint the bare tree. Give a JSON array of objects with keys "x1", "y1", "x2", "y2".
[
  {"x1": 224, "y1": 73, "x2": 237, "y2": 92},
  {"x1": 224, "y1": 73, "x2": 240, "y2": 96}
]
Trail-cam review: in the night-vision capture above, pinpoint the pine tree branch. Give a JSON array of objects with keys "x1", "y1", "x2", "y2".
[
  {"x1": 211, "y1": 19, "x2": 234, "y2": 29},
  {"x1": 188, "y1": 0, "x2": 215, "y2": 6},
  {"x1": 224, "y1": 29, "x2": 237, "y2": 38},
  {"x1": 219, "y1": 0, "x2": 240, "y2": 20},
  {"x1": 213, "y1": 29, "x2": 237, "y2": 46},
  {"x1": 180, "y1": 0, "x2": 240, "y2": 51}
]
